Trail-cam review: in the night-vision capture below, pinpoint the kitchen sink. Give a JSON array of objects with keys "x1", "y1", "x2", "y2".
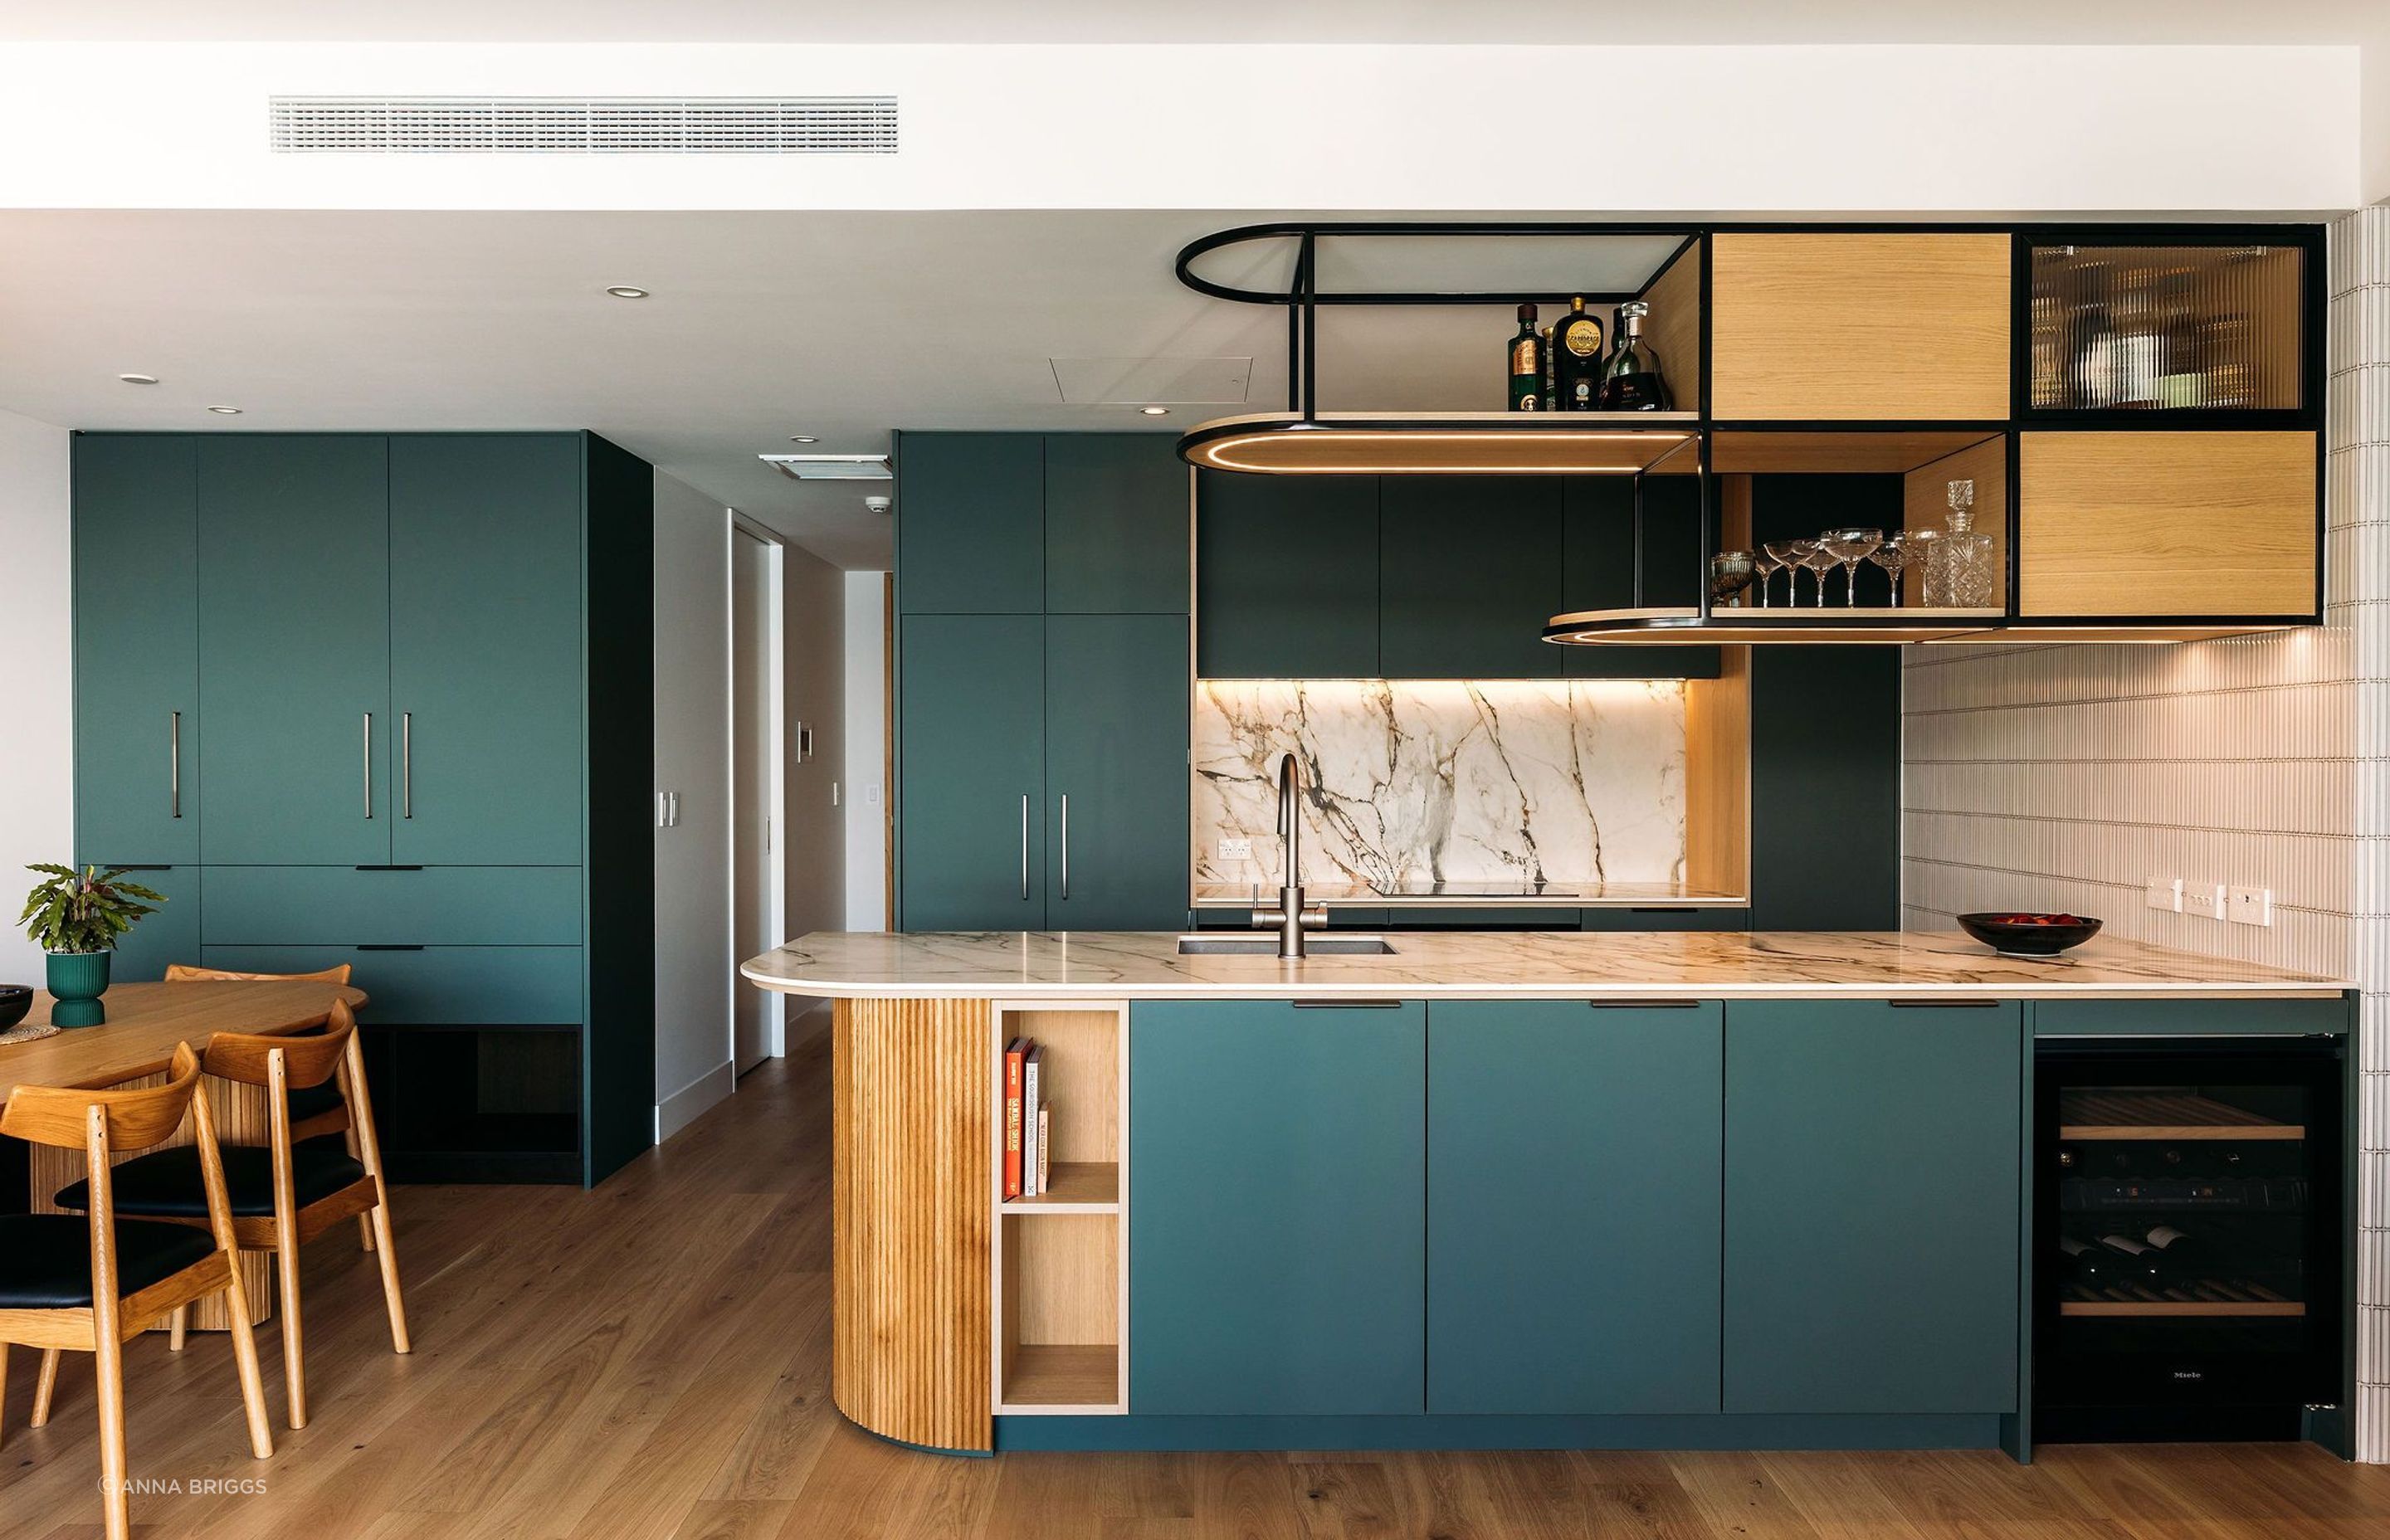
[{"x1": 1175, "y1": 935, "x2": 1398, "y2": 956}]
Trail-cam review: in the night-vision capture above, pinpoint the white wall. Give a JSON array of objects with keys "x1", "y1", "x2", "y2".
[
  {"x1": 0, "y1": 408, "x2": 73, "y2": 982},
  {"x1": 843, "y1": 571, "x2": 888, "y2": 930},
  {"x1": 0, "y1": 43, "x2": 2360, "y2": 213},
  {"x1": 778, "y1": 542, "x2": 846, "y2": 1031},
  {"x1": 651, "y1": 470, "x2": 734, "y2": 1137}
]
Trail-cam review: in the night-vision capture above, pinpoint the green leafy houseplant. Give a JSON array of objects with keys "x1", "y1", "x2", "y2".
[{"x1": 21, "y1": 863, "x2": 164, "y2": 955}]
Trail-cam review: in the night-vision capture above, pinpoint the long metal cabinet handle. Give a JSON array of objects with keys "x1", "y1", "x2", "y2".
[
  {"x1": 1059, "y1": 793, "x2": 1071, "y2": 900},
  {"x1": 169, "y1": 710, "x2": 182, "y2": 819},
  {"x1": 402, "y1": 711, "x2": 412, "y2": 819},
  {"x1": 1019, "y1": 795, "x2": 1031, "y2": 901},
  {"x1": 363, "y1": 712, "x2": 374, "y2": 818}
]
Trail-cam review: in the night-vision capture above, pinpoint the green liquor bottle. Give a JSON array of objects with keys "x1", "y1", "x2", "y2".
[{"x1": 1507, "y1": 303, "x2": 1545, "y2": 412}]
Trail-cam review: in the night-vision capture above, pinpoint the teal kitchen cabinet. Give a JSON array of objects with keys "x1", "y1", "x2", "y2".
[
  {"x1": 1724, "y1": 999, "x2": 2022, "y2": 1415},
  {"x1": 1045, "y1": 614, "x2": 1190, "y2": 929},
  {"x1": 900, "y1": 614, "x2": 1046, "y2": 929},
  {"x1": 1428, "y1": 1000, "x2": 1723, "y2": 1414},
  {"x1": 92, "y1": 865, "x2": 200, "y2": 984},
  {"x1": 388, "y1": 436, "x2": 585, "y2": 865},
  {"x1": 1044, "y1": 435, "x2": 1189, "y2": 614},
  {"x1": 197, "y1": 435, "x2": 393, "y2": 864},
  {"x1": 72, "y1": 435, "x2": 201, "y2": 864},
  {"x1": 1195, "y1": 471, "x2": 1378, "y2": 677},
  {"x1": 895, "y1": 433, "x2": 1044, "y2": 614},
  {"x1": 1130, "y1": 999, "x2": 1427, "y2": 1415},
  {"x1": 1378, "y1": 475, "x2": 1563, "y2": 679}
]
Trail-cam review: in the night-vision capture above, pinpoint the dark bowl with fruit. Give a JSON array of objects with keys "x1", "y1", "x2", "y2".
[
  {"x1": 1958, "y1": 912, "x2": 2104, "y2": 957},
  {"x1": 0, "y1": 983, "x2": 32, "y2": 1031}
]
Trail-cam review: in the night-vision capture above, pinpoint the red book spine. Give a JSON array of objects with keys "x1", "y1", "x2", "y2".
[{"x1": 1002, "y1": 1040, "x2": 1026, "y2": 1199}]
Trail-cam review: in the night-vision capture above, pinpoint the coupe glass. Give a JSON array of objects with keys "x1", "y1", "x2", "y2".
[
  {"x1": 1818, "y1": 527, "x2": 1884, "y2": 606},
  {"x1": 1710, "y1": 550, "x2": 1757, "y2": 607},
  {"x1": 1866, "y1": 534, "x2": 1909, "y2": 607},
  {"x1": 1794, "y1": 540, "x2": 1838, "y2": 607},
  {"x1": 1749, "y1": 547, "x2": 1784, "y2": 607},
  {"x1": 1901, "y1": 529, "x2": 1942, "y2": 606},
  {"x1": 1765, "y1": 539, "x2": 1813, "y2": 605}
]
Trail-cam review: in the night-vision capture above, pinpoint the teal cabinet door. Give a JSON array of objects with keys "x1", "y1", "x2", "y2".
[
  {"x1": 899, "y1": 614, "x2": 1045, "y2": 928},
  {"x1": 390, "y1": 436, "x2": 584, "y2": 865},
  {"x1": 1130, "y1": 999, "x2": 1426, "y2": 1415},
  {"x1": 73, "y1": 436, "x2": 201, "y2": 863},
  {"x1": 1428, "y1": 1000, "x2": 1722, "y2": 1414},
  {"x1": 1724, "y1": 1000, "x2": 2022, "y2": 1415},
  {"x1": 87, "y1": 865, "x2": 199, "y2": 983},
  {"x1": 1378, "y1": 475, "x2": 1563, "y2": 679},
  {"x1": 1045, "y1": 614, "x2": 1189, "y2": 929},
  {"x1": 198, "y1": 436, "x2": 392, "y2": 864},
  {"x1": 1043, "y1": 435, "x2": 1188, "y2": 613},
  {"x1": 1196, "y1": 472, "x2": 1378, "y2": 677},
  {"x1": 895, "y1": 433, "x2": 1043, "y2": 614}
]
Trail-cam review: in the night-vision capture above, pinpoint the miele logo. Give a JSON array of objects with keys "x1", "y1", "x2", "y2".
[{"x1": 2171, "y1": 1368, "x2": 2206, "y2": 1381}]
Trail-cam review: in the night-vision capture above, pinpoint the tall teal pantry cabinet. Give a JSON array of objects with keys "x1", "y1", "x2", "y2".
[{"x1": 71, "y1": 431, "x2": 656, "y2": 1186}]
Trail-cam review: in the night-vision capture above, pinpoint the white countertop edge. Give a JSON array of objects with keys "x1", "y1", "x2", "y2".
[
  {"x1": 740, "y1": 971, "x2": 2352, "y2": 1002},
  {"x1": 1184, "y1": 895, "x2": 1750, "y2": 909}
]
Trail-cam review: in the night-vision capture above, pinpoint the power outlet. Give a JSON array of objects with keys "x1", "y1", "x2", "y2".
[
  {"x1": 2144, "y1": 875, "x2": 2183, "y2": 913},
  {"x1": 1217, "y1": 836, "x2": 1254, "y2": 863},
  {"x1": 2227, "y1": 885, "x2": 2274, "y2": 928},
  {"x1": 2182, "y1": 882, "x2": 2227, "y2": 922}
]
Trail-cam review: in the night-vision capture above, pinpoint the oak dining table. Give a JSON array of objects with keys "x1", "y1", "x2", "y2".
[{"x1": 1, "y1": 978, "x2": 368, "y2": 1329}]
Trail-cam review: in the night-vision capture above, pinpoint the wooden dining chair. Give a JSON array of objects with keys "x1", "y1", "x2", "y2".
[
  {"x1": 54, "y1": 1000, "x2": 409, "y2": 1430},
  {"x1": 0, "y1": 1042, "x2": 275, "y2": 1540}
]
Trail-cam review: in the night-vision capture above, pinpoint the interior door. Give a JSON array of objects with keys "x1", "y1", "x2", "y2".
[
  {"x1": 731, "y1": 526, "x2": 777, "y2": 1074},
  {"x1": 389, "y1": 435, "x2": 584, "y2": 865},
  {"x1": 198, "y1": 435, "x2": 393, "y2": 864}
]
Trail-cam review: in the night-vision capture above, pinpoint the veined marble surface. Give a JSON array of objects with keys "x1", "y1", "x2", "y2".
[
  {"x1": 1193, "y1": 679, "x2": 1686, "y2": 890},
  {"x1": 743, "y1": 930, "x2": 2351, "y2": 1001}
]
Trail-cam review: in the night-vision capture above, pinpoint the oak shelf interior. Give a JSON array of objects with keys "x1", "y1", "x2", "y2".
[
  {"x1": 2061, "y1": 1090, "x2": 2305, "y2": 1142},
  {"x1": 1003, "y1": 1160, "x2": 1119, "y2": 1212},
  {"x1": 999, "y1": 1344, "x2": 1125, "y2": 1410}
]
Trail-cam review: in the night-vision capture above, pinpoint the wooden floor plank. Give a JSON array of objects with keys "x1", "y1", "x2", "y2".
[{"x1": 5, "y1": 1030, "x2": 2390, "y2": 1540}]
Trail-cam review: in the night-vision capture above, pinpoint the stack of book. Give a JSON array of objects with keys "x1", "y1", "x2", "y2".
[{"x1": 1002, "y1": 1037, "x2": 1051, "y2": 1200}]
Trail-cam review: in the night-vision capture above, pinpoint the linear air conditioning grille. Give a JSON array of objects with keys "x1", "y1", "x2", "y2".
[{"x1": 269, "y1": 96, "x2": 898, "y2": 154}]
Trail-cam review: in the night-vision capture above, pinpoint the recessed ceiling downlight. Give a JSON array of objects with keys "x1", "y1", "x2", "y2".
[
  {"x1": 119, "y1": 373, "x2": 159, "y2": 385},
  {"x1": 605, "y1": 285, "x2": 650, "y2": 299},
  {"x1": 788, "y1": 435, "x2": 818, "y2": 444},
  {"x1": 207, "y1": 405, "x2": 243, "y2": 415},
  {"x1": 1139, "y1": 406, "x2": 1170, "y2": 417}
]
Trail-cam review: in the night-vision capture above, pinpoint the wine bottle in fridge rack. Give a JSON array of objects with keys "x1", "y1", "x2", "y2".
[
  {"x1": 2060, "y1": 1235, "x2": 2114, "y2": 1288},
  {"x1": 2098, "y1": 1232, "x2": 2170, "y2": 1285},
  {"x1": 1552, "y1": 296, "x2": 1606, "y2": 412},
  {"x1": 1507, "y1": 303, "x2": 1545, "y2": 412}
]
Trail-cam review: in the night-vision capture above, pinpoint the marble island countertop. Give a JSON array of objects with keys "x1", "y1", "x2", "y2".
[
  {"x1": 1188, "y1": 880, "x2": 1744, "y2": 908},
  {"x1": 741, "y1": 929, "x2": 2350, "y2": 1001}
]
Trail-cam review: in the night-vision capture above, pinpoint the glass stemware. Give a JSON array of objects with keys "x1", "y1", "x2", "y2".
[
  {"x1": 1749, "y1": 548, "x2": 1783, "y2": 607},
  {"x1": 1793, "y1": 540, "x2": 1838, "y2": 607},
  {"x1": 1900, "y1": 529, "x2": 1941, "y2": 607},
  {"x1": 1710, "y1": 550, "x2": 1757, "y2": 607},
  {"x1": 1866, "y1": 534, "x2": 1909, "y2": 607},
  {"x1": 1818, "y1": 527, "x2": 1885, "y2": 606},
  {"x1": 1768, "y1": 539, "x2": 1815, "y2": 605}
]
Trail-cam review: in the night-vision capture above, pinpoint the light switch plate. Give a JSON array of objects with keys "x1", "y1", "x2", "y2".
[
  {"x1": 2183, "y1": 882, "x2": 2227, "y2": 921},
  {"x1": 2227, "y1": 885, "x2": 2274, "y2": 927},
  {"x1": 2144, "y1": 875, "x2": 2183, "y2": 913},
  {"x1": 1217, "y1": 836, "x2": 1254, "y2": 862}
]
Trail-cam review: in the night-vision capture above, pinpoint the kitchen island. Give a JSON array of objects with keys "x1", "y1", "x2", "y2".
[{"x1": 741, "y1": 931, "x2": 2352, "y2": 1460}]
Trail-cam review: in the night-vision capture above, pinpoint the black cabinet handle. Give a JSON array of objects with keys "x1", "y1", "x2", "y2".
[
  {"x1": 354, "y1": 865, "x2": 424, "y2": 872},
  {"x1": 1294, "y1": 999, "x2": 1405, "y2": 1009},
  {"x1": 356, "y1": 943, "x2": 426, "y2": 952},
  {"x1": 111, "y1": 864, "x2": 173, "y2": 872},
  {"x1": 1588, "y1": 998, "x2": 1702, "y2": 1009},
  {"x1": 1888, "y1": 997, "x2": 2002, "y2": 1008}
]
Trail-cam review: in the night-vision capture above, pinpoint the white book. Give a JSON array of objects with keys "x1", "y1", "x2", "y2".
[
  {"x1": 1036, "y1": 1105, "x2": 1051, "y2": 1196},
  {"x1": 1021, "y1": 1044, "x2": 1045, "y2": 1196}
]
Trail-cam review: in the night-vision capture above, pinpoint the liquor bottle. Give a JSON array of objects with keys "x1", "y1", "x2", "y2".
[
  {"x1": 1552, "y1": 296, "x2": 1606, "y2": 412},
  {"x1": 1924, "y1": 478, "x2": 1997, "y2": 607},
  {"x1": 2097, "y1": 1232, "x2": 2170, "y2": 1286},
  {"x1": 2141, "y1": 1225, "x2": 2212, "y2": 1279},
  {"x1": 2060, "y1": 1235, "x2": 2115, "y2": 1288},
  {"x1": 1540, "y1": 326, "x2": 1558, "y2": 411},
  {"x1": 1507, "y1": 304, "x2": 1545, "y2": 412},
  {"x1": 1595, "y1": 300, "x2": 1672, "y2": 411}
]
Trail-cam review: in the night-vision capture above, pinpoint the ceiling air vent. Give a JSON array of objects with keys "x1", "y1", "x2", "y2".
[{"x1": 268, "y1": 95, "x2": 897, "y2": 154}]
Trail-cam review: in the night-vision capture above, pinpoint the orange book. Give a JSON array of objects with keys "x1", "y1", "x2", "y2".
[{"x1": 1002, "y1": 1038, "x2": 1028, "y2": 1199}]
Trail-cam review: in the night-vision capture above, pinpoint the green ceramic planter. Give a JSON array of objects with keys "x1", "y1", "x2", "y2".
[{"x1": 46, "y1": 949, "x2": 111, "y2": 1027}]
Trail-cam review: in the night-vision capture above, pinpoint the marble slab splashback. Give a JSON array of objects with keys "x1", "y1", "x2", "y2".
[{"x1": 1193, "y1": 679, "x2": 1687, "y2": 890}]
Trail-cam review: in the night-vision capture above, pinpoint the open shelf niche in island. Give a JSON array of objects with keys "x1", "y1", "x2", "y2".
[{"x1": 991, "y1": 1001, "x2": 1129, "y2": 1414}]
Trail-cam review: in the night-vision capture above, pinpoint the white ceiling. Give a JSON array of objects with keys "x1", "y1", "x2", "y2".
[
  {"x1": 0, "y1": 208, "x2": 1637, "y2": 567},
  {"x1": 0, "y1": 1, "x2": 2378, "y2": 43}
]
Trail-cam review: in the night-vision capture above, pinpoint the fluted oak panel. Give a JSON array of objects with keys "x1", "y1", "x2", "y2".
[{"x1": 832, "y1": 996, "x2": 993, "y2": 1453}]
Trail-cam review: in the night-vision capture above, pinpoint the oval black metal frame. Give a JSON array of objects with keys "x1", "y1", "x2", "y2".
[{"x1": 1173, "y1": 220, "x2": 1699, "y2": 307}]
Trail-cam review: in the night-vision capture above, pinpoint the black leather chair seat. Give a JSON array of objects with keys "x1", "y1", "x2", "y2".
[
  {"x1": 55, "y1": 1144, "x2": 367, "y2": 1221},
  {"x1": 288, "y1": 1079, "x2": 345, "y2": 1126},
  {"x1": 0, "y1": 1215, "x2": 220, "y2": 1309}
]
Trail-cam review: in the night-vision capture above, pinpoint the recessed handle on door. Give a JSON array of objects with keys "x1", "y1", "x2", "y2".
[
  {"x1": 402, "y1": 711, "x2": 412, "y2": 819},
  {"x1": 1059, "y1": 793, "x2": 1070, "y2": 900},
  {"x1": 363, "y1": 712, "x2": 374, "y2": 819},
  {"x1": 1020, "y1": 795, "x2": 1032, "y2": 902},
  {"x1": 169, "y1": 709, "x2": 182, "y2": 819}
]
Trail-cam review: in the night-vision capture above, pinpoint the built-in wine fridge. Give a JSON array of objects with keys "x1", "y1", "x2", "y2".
[{"x1": 2034, "y1": 1037, "x2": 2346, "y2": 1444}]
